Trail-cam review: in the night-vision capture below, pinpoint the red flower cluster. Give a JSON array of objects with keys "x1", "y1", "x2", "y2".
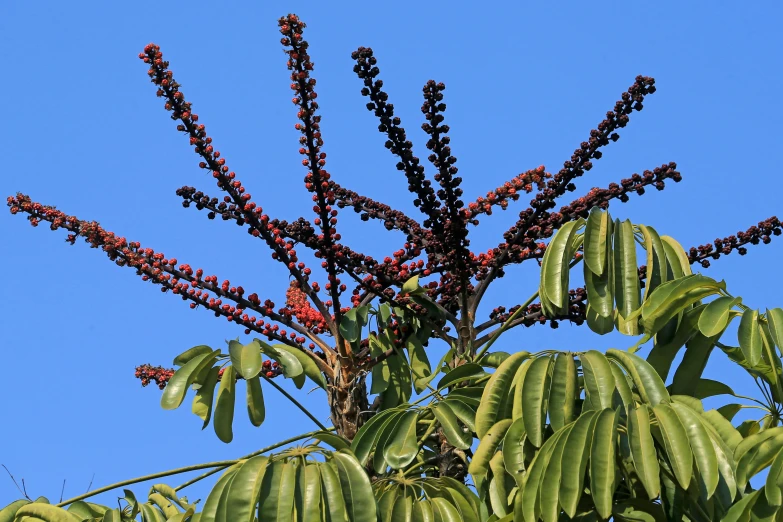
[{"x1": 135, "y1": 364, "x2": 174, "y2": 389}]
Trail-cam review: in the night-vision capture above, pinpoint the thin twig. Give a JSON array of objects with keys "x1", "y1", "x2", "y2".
[{"x1": 2, "y1": 465, "x2": 31, "y2": 500}]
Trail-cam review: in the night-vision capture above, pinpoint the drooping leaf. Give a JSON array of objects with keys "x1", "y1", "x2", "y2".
[
  {"x1": 590, "y1": 408, "x2": 620, "y2": 519},
  {"x1": 638, "y1": 224, "x2": 668, "y2": 301},
  {"x1": 628, "y1": 404, "x2": 660, "y2": 500},
  {"x1": 229, "y1": 339, "x2": 263, "y2": 380},
  {"x1": 580, "y1": 350, "x2": 616, "y2": 411},
  {"x1": 407, "y1": 336, "x2": 433, "y2": 393},
  {"x1": 437, "y1": 364, "x2": 486, "y2": 390},
  {"x1": 541, "y1": 219, "x2": 584, "y2": 312},
  {"x1": 548, "y1": 352, "x2": 577, "y2": 431},
  {"x1": 193, "y1": 366, "x2": 220, "y2": 428},
  {"x1": 468, "y1": 419, "x2": 513, "y2": 485},
  {"x1": 258, "y1": 460, "x2": 295, "y2": 522},
  {"x1": 273, "y1": 344, "x2": 326, "y2": 389},
  {"x1": 173, "y1": 345, "x2": 214, "y2": 367},
  {"x1": 584, "y1": 207, "x2": 611, "y2": 275},
  {"x1": 384, "y1": 410, "x2": 421, "y2": 469},
  {"x1": 522, "y1": 355, "x2": 553, "y2": 447},
  {"x1": 199, "y1": 464, "x2": 240, "y2": 522},
  {"x1": 332, "y1": 450, "x2": 378, "y2": 522},
  {"x1": 245, "y1": 375, "x2": 265, "y2": 427},
  {"x1": 558, "y1": 410, "x2": 599, "y2": 517},
  {"x1": 12, "y1": 504, "x2": 82, "y2": 522},
  {"x1": 350, "y1": 408, "x2": 399, "y2": 466},
  {"x1": 738, "y1": 309, "x2": 763, "y2": 366},
  {"x1": 214, "y1": 365, "x2": 236, "y2": 443},
  {"x1": 223, "y1": 455, "x2": 269, "y2": 522},
  {"x1": 318, "y1": 462, "x2": 347, "y2": 522},
  {"x1": 699, "y1": 297, "x2": 741, "y2": 338},
  {"x1": 540, "y1": 423, "x2": 574, "y2": 522},
  {"x1": 432, "y1": 402, "x2": 471, "y2": 450},
  {"x1": 161, "y1": 350, "x2": 219, "y2": 410},
  {"x1": 607, "y1": 349, "x2": 669, "y2": 406},
  {"x1": 766, "y1": 308, "x2": 783, "y2": 351},
  {"x1": 295, "y1": 463, "x2": 321, "y2": 522},
  {"x1": 613, "y1": 218, "x2": 641, "y2": 335},
  {"x1": 653, "y1": 403, "x2": 693, "y2": 489},
  {"x1": 476, "y1": 351, "x2": 530, "y2": 438},
  {"x1": 257, "y1": 342, "x2": 304, "y2": 380},
  {"x1": 671, "y1": 401, "x2": 719, "y2": 499}
]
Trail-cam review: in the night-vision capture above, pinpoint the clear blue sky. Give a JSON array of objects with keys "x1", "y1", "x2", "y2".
[{"x1": 1, "y1": 0, "x2": 782, "y2": 509}]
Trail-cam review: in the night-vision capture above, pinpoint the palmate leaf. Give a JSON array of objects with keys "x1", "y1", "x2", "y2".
[{"x1": 476, "y1": 351, "x2": 530, "y2": 438}]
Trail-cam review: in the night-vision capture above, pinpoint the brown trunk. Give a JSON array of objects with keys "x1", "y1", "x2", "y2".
[{"x1": 328, "y1": 367, "x2": 370, "y2": 441}]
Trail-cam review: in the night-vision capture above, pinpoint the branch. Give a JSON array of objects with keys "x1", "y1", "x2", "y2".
[
  {"x1": 688, "y1": 216, "x2": 782, "y2": 267},
  {"x1": 470, "y1": 75, "x2": 657, "y2": 312},
  {"x1": 138, "y1": 42, "x2": 336, "y2": 336}
]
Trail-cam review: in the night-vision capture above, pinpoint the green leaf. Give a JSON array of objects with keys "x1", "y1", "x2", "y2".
[
  {"x1": 161, "y1": 351, "x2": 219, "y2": 410},
  {"x1": 765, "y1": 449, "x2": 783, "y2": 506},
  {"x1": 0, "y1": 500, "x2": 30, "y2": 522},
  {"x1": 766, "y1": 308, "x2": 783, "y2": 351},
  {"x1": 520, "y1": 428, "x2": 566, "y2": 522},
  {"x1": 736, "y1": 432, "x2": 783, "y2": 489},
  {"x1": 245, "y1": 375, "x2": 265, "y2": 427},
  {"x1": 719, "y1": 489, "x2": 762, "y2": 522},
  {"x1": 693, "y1": 379, "x2": 735, "y2": 400},
  {"x1": 653, "y1": 403, "x2": 693, "y2": 489},
  {"x1": 475, "y1": 351, "x2": 530, "y2": 438},
  {"x1": 502, "y1": 418, "x2": 528, "y2": 486},
  {"x1": 312, "y1": 431, "x2": 351, "y2": 451},
  {"x1": 174, "y1": 345, "x2": 214, "y2": 367},
  {"x1": 488, "y1": 452, "x2": 512, "y2": 517},
  {"x1": 638, "y1": 224, "x2": 668, "y2": 300},
  {"x1": 670, "y1": 331, "x2": 719, "y2": 396},
  {"x1": 432, "y1": 402, "x2": 471, "y2": 450},
  {"x1": 660, "y1": 236, "x2": 692, "y2": 278},
  {"x1": 295, "y1": 463, "x2": 321, "y2": 522},
  {"x1": 541, "y1": 219, "x2": 583, "y2": 310},
  {"x1": 339, "y1": 307, "x2": 361, "y2": 343},
  {"x1": 258, "y1": 460, "x2": 295, "y2": 522},
  {"x1": 382, "y1": 348, "x2": 413, "y2": 409},
  {"x1": 412, "y1": 499, "x2": 434, "y2": 522},
  {"x1": 522, "y1": 355, "x2": 553, "y2": 447},
  {"x1": 431, "y1": 497, "x2": 462, "y2": 522},
  {"x1": 273, "y1": 345, "x2": 326, "y2": 389},
  {"x1": 224, "y1": 455, "x2": 269, "y2": 522},
  {"x1": 437, "y1": 364, "x2": 486, "y2": 390},
  {"x1": 193, "y1": 366, "x2": 220, "y2": 428},
  {"x1": 590, "y1": 408, "x2": 620, "y2": 519},
  {"x1": 548, "y1": 353, "x2": 577, "y2": 431},
  {"x1": 402, "y1": 275, "x2": 422, "y2": 296},
  {"x1": 580, "y1": 350, "x2": 617, "y2": 410},
  {"x1": 584, "y1": 207, "x2": 611, "y2": 275},
  {"x1": 639, "y1": 275, "x2": 725, "y2": 338},
  {"x1": 479, "y1": 351, "x2": 511, "y2": 368},
  {"x1": 351, "y1": 408, "x2": 399, "y2": 466},
  {"x1": 646, "y1": 304, "x2": 705, "y2": 381},
  {"x1": 671, "y1": 402, "x2": 719, "y2": 499},
  {"x1": 607, "y1": 349, "x2": 669, "y2": 406},
  {"x1": 140, "y1": 504, "x2": 167, "y2": 522},
  {"x1": 214, "y1": 365, "x2": 236, "y2": 443},
  {"x1": 229, "y1": 340, "x2": 263, "y2": 379},
  {"x1": 390, "y1": 491, "x2": 413, "y2": 522},
  {"x1": 198, "y1": 464, "x2": 240, "y2": 522},
  {"x1": 384, "y1": 410, "x2": 421, "y2": 469},
  {"x1": 614, "y1": 219, "x2": 641, "y2": 335},
  {"x1": 628, "y1": 404, "x2": 660, "y2": 500},
  {"x1": 468, "y1": 419, "x2": 513, "y2": 484},
  {"x1": 332, "y1": 450, "x2": 378, "y2": 522},
  {"x1": 257, "y1": 342, "x2": 304, "y2": 380},
  {"x1": 318, "y1": 462, "x2": 347, "y2": 522},
  {"x1": 13, "y1": 503, "x2": 83, "y2": 522},
  {"x1": 559, "y1": 411, "x2": 599, "y2": 518},
  {"x1": 407, "y1": 336, "x2": 433, "y2": 393},
  {"x1": 699, "y1": 297, "x2": 741, "y2": 338},
  {"x1": 540, "y1": 423, "x2": 574, "y2": 522},
  {"x1": 585, "y1": 265, "x2": 614, "y2": 321},
  {"x1": 738, "y1": 309, "x2": 763, "y2": 366},
  {"x1": 443, "y1": 398, "x2": 476, "y2": 433},
  {"x1": 373, "y1": 410, "x2": 409, "y2": 473}
]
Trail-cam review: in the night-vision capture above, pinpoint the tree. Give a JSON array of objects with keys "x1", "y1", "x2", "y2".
[{"x1": 3, "y1": 11, "x2": 783, "y2": 521}]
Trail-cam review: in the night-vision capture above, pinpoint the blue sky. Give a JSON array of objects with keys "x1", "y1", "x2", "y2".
[{"x1": 1, "y1": 0, "x2": 782, "y2": 509}]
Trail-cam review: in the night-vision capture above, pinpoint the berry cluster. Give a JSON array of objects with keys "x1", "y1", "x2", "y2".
[
  {"x1": 135, "y1": 364, "x2": 174, "y2": 389},
  {"x1": 689, "y1": 216, "x2": 782, "y2": 268}
]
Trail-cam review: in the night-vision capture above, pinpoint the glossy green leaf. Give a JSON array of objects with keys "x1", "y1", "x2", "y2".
[
  {"x1": 173, "y1": 345, "x2": 214, "y2": 367},
  {"x1": 402, "y1": 275, "x2": 422, "y2": 296},
  {"x1": 590, "y1": 408, "x2": 619, "y2": 519},
  {"x1": 639, "y1": 224, "x2": 668, "y2": 300},
  {"x1": 332, "y1": 450, "x2": 378, "y2": 522},
  {"x1": 479, "y1": 351, "x2": 511, "y2": 368},
  {"x1": 660, "y1": 235, "x2": 692, "y2": 278},
  {"x1": 258, "y1": 460, "x2": 295, "y2": 522},
  {"x1": 436, "y1": 364, "x2": 486, "y2": 390},
  {"x1": 614, "y1": 218, "x2": 641, "y2": 335},
  {"x1": 607, "y1": 349, "x2": 669, "y2": 406},
  {"x1": 719, "y1": 488, "x2": 762, "y2": 522},
  {"x1": 502, "y1": 418, "x2": 527, "y2": 486},
  {"x1": 192, "y1": 366, "x2": 220, "y2": 428},
  {"x1": 766, "y1": 308, "x2": 783, "y2": 351},
  {"x1": 609, "y1": 361, "x2": 634, "y2": 408},
  {"x1": 584, "y1": 207, "x2": 611, "y2": 275},
  {"x1": 224, "y1": 455, "x2": 269, "y2": 522},
  {"x1": 197, "y1": 464, "x2": 240, "y2": 522},
  {"x1": 318, "y1": 462, "x2": 347, "y2": 522},
  {"x1": 653, "y1": 403, "x2": 693, "y2": 489},
  {"x1": 161, "y1": 351, "x2": 219, "y2": 410},
  {"x1": 140, "y1": 504, "x2": 168, "y2": 522},
  {"x1": 540, "y1": 423, "x2": 574, "y2": 522},
  {"x1": 699, "y1": 297, "x2": 741, "y2": 337},
  {"x1": 214, "y1": 365, "x2": 236, "y2": 443},
  {"x1": 66, "y1": 501, "x2": 108, "y2": 520},
  {"x1": 646, "y1": 304, "x2": 705, "y2": 381},
  {"x1": 228, "y1": 340, "x2": 263, "y2": 380},
  {"x1": 548, "y1": 353, "x2": 577, "y2": 431},
  {"x1": 294, "y1": 463, "x2": 321, "y2": 522},
  {"x1": 148, "y1": 492, "x2": 179, "y2": 518},
  {"x1": 245, "y1": 375, "x2": 265, "y2": 427},
  {"x1": 373, "y1": 410, "x2": 407, "y2": 473},
  {"x1": 693, "y1": 378, "x2": 735, "y2": 400},
  {"x1": 350, "y1": 408, "x2": 399, "y2": 466},
  {"x1": 432, "y1": 402, "x2": 471, "y2": 450},
  {"x1": 339, "y1": 307, "x2": 361, "y2": 343},
  {"x1": 258, "y1": 342, "x2": 304, "y2": 380},
  {"x1": 412, "y1": 499, "x2": 434, "y2": 522},
  {"x1": 391, "y1": 491, "x2": 413, "y2": 522},
  {"x1": 522, "y1": 355, "x2": 553, "y2": 447},
  {"x1": 736, "y1": 432, "x2": 783, "y2": 489},
  {"x1": 586, "y1": 303, "x2": 615, "y2": 334},
  {"x1": 559, "y1": 410, "x2": 599, "y2": 518},
  {"x1": 640, "y1": 275, "x2": 725, "y2": 338},
  {"x1": 627, "y1": 404, "x2": 660, "y2": 500},
  {"x1": 520, "y1": 428, "x2": 565, "y2": 522},
  {"x1": 384, "y1": 410, "x2": 421, "y2": 469},
  {"x1": 431, "y1": 497, "x2": 461, "y2": 522},
  {"x1": 382, "y1": 348, "x2": 413, "y2": 409},
  {"x1": 407, "y1": 336, "x2": 433, "y2": 393},
  {"x1": 476, "y1": 351, "x2": 529, "y2": 438},
  {"x1": 670, "y1": 331, "x2": 718, "y2": 396},
  {"x1": 511, "y1": 358, "x2": 534, "y2": 420},
  {"x1": 488, "y1": 452, "x2": 511, "y2": 517},
  {"x1": 274, "y1": 344, "x2": 326, "y2": 389},
  {"x1": 442, "y1": 398, "x2": 476, "y2": 433},
  {"x1": 311, "y1": 431, "x2": 351, "y2": 451},
  {"x1": 0, "y1": 500, "x2": 29, "y2": 522},
  {"x1": 672, "y1": 402, "x2": 719, "y2": 498},
  {"x1": 738, "y1": 309, "x2": 763, "y2": 366},
  {"x1": 765, "y1": 449, "x2": 783, "y2": 506},
  {"x1": 541, "y1": 219, "x2": 583, "y2": 310},
  {"x1": 468, "y1": 419, "x2": 512, "y2": 483},
  {"x1": 580, "y1": 350, "x2": 616, "y2": 411}
]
